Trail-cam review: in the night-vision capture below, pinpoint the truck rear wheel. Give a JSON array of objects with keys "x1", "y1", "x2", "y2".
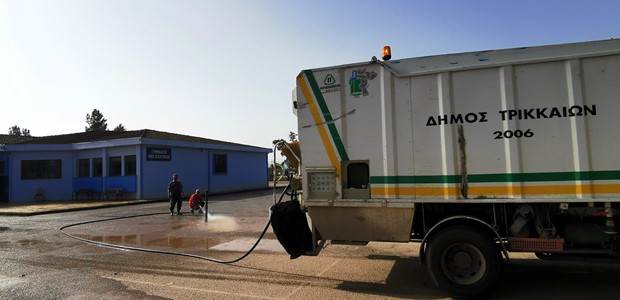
[{"x1": 426, "y1": 225, "x2": 502, "y2": 298}]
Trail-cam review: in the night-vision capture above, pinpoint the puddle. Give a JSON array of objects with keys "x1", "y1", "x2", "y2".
[
  {"x1": 0, "y1": 275, "x2": 26, "y2": 288},
  {"x1": 88, "y1": 233, "x2": 221, "y2": 250},
  {"x1": 210, "y1": 238, "x2": 285, "y2": 253},
  {"x1": 18, "y1": 239, "x2": 46, "y2": 246},
  {"x1": 82, "y1": 234, "x2": 284, "y2": 253},
  {"x1": 70, "y1": 213, "x2": 274, "y2": 253}
]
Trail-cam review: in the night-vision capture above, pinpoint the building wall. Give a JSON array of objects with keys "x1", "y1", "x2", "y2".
[
  {"x1": 9, "y1": 150, "x2": 74, "y2": 202},
  {"x1": 140, "y1": 146, "x2": 269, "y2": 198},
  {"x1": 208, "y1": 150, "x2": 268, "y2": 193},
  {"x1": 4, "y1": 139, "x2": 270, "y2": 202},
  {"x1": 140, "y1": 146, "x2": 210, "y2": 199},
  {"x1": 74, "y1": 146, "x2": 139, "y2": 199}
]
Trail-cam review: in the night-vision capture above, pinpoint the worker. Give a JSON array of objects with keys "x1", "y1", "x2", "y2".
[
  {"x1": 167, "y1": 173, "x2": 184, "y2": 215},
  {"x1": 189, "y1": 189, "x2": 205, "y2": 214}
]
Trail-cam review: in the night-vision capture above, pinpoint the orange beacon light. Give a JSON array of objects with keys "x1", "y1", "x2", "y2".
[{"x1": 382, "y1": 46, "x2": 392, "y2": 61}]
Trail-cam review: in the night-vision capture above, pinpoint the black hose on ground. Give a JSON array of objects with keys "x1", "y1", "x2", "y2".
[{"x1": 59, "y1": 185, "x2": 292, "y2": 264}]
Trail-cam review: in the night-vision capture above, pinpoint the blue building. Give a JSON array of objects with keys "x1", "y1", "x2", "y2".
[{"x1": 0, "y1": 130, "x2": 271, "y2": 203}]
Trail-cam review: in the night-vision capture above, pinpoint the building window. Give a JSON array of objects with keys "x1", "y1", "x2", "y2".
[
  {"x1": 214, "y1": 154, "x2": 227, "y2": 174},
  {"x1": 108, "y1": 156, "x2": 122, "y2": 177},
  {"x1": 21, "y1": 159, "x2": 62, "y2": 180},
  {"x1": 78, "y1": 159, "x2": 90, "y2": 178},
  {"x1": 93, "y1": 158, "x2": 103, "y2": 177},
  {"x1": 124, "y1": 155, "x2": 136, "y2": 176}
]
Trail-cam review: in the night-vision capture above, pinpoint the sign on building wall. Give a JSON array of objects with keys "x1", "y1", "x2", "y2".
[{"x1": 146, "y1": 147, "x2": 171, "y2": 161}]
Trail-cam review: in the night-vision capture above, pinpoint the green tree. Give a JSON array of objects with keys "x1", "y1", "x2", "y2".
[
  {"x1": 288, "y1": 131, "x2": 297, "y2": 142},
  {"x1": 8, "y1": 125, "x2": 31, "y2": 136},
  {"x1": 267, "y1": 162, "x2": 284, "y2": 181},
  {"x1": 113, "y1": 123, "x2": 126, "y2": 132},
  {"x1": 85, "y1": 109, "x2": 108, "y2": 132}
]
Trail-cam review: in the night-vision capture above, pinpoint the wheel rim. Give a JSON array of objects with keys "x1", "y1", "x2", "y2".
[{"x1": 440, "y1": 242, "x2": 487, "y2": 285}]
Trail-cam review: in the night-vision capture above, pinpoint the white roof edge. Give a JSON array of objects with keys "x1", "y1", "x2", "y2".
[{"x1": 302, "y1": 39, "x2": 620, "y2": 77}]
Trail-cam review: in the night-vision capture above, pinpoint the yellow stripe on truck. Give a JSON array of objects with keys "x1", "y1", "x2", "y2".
[
  {"x1": 371, "y1": 184, "x2": 620, "y2": 197},
  {"x1": 297, "y1": 74, "x2": 341, "y2": 178}
]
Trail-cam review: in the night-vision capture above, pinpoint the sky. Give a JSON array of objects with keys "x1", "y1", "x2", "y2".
[{"x1": 1, "y1": 0, "x2": 620, "y2": 157}]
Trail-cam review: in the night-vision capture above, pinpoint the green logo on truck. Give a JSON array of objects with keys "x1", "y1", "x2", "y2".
[{"x1": 349, "y1": 68, "x2": 377, "y2": 97}]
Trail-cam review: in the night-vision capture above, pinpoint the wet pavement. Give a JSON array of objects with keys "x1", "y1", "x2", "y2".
[
  {"x1": 1, "y1": 184, "x2": 291, "y2": 256},
  {"x1": 3, "y1": 186, "x2": 620, "y2": 299},
  {"x1": 60, "y1": 209, "x2": 286, "y2": 255}
]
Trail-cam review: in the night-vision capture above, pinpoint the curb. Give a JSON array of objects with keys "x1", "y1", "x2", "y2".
[{"x1": 0, "y1": 199, "x2": 168, "y2": 217}]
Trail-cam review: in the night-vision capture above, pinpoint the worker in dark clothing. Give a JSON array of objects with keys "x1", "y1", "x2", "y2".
[{"x1": 168, "y1": 173, "x2": 184, "y2": 216}]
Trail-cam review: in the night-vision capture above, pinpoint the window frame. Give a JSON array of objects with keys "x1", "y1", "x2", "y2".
[
  {"x1": 20, "y1": 159, "x2": 62, "y2": 180},
  {"x1": 108, "y1": 156, "x2": 122, "y2": 177},
  {"x1": 124, "y1": 155, "x2": 136, "y2": 176},
  {"x1": 93, "y1": 158, "x2": 103, "y2": 177},
  {"x1": 213, "y1": 154, "x2": 228, "y2": 175},
  {"x1": 78, "y1": 158, "x2": 90, "y2": 178}
]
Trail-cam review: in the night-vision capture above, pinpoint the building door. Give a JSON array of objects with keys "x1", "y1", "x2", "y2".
[{"x1": 0, "y1": 176, "x2": 8, "y2": 203}]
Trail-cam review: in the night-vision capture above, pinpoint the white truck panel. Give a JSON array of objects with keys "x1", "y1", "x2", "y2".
[
  {"x1": 296, "y1": 39, "x2": 620, "y2": 204},
  {"x1": 584, "y1": 56, "x2": 620, "y2": 171},
  {"x1": 291, "y1": 40, "x2": 620, "y2": 297}
]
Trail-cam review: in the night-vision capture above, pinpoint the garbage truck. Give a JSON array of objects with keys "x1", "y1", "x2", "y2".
[{"x1": 280, "y1": 39, "x2": 620, "y2": 298}]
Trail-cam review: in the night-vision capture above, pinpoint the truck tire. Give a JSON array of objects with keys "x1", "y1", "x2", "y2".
[{"x1": 426, "y1": 225, "x2": 502, "y2": 299}]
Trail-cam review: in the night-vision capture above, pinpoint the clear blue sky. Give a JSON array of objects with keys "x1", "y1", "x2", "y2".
[{"x1": 1, "y1": 0, "x2": 619, "y2": 155}]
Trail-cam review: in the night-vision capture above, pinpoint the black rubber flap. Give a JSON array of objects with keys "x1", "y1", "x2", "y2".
[{"x1": 270, "y1": 200, "x2": 313, "y2": 259}]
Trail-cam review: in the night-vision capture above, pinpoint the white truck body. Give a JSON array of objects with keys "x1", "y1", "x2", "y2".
[{"x1": 290, "y1": 39, "x2": 620, "y2": 297}]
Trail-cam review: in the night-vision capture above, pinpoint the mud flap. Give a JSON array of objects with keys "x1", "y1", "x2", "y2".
[{"x1": 270, "y1": 200, "x2": 313, "y2": 259}]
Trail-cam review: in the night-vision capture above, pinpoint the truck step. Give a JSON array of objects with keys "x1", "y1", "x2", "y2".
[{"x1": 508, "y1": 237, "x2": 564, "y2": 252}]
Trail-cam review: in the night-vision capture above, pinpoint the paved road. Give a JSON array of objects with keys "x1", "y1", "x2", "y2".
[{"x1": 2, "y1": 189, "x2": 620, "y2": 299}]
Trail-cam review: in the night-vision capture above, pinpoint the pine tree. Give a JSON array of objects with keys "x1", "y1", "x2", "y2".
[
  {"x1": 8, "y1": 125, "x2": 31, "y2": 136},
  {"x1": 85, "y1": 109, "x2": 108, "y2": 132},
  {"x1": 113, "y1": 124, "x2": 126, "y2": 132}
]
